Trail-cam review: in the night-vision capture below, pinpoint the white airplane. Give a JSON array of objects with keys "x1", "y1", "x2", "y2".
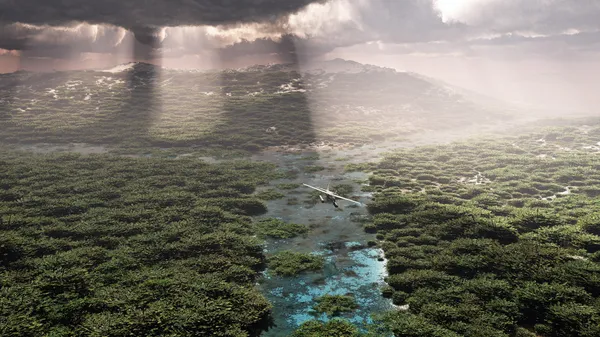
[{"x1": 303, "y1": 183, "x2": 363, "y2": 208}]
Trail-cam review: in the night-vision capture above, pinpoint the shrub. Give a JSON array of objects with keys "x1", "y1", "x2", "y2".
[
  {"x1": 304, "y1": 165, "x2": 325, "y2": 173},
  {"x1": 373, "y1": 213, "x2": 406, "y2": 230},
  {"x1": 509, "y1": 210, "x2": 565, "y2": 233},
  {"x1": 514, "y1": 327, "x2": 536, "y2": 337},
  {"x1": 255, "y1": 189, "x2": 285, "y2": 200},
  {"x1": 363, "y1": 223, "x2": 378, "y2": 233},
  {"x1": 579, "y1": 213, "x2": 600, "y2": 235},
  {"x1": 267, "y1": 251, "x2": 324, "y2": 276},
  {"x1": 514, "y1": 281, "x2": 592, "y2": 325},
  {"x1": 254, "y1": 218, "x2": 309, "y2": 239},
  {"x1": 312, "y1": 295, "x2": 359, "y2": 316},
  {"x1": 381, "y1": 285, "x2": 394, "y2": 298},
  {"x1": 386, "y1": 270, "x2": 459, "y2": 293},
  {"x1": 276, "y1": 183, "x2": 300, "y2": 190},
  {"x1": 392, "y1": 291, "x2": 409, "y2": 305},
  {"x1": 291, "y1": 319, "x2": 361, "y2": 337},
  {"x1": 375, "y1": 311, "x2": 461, "y2": 337},
  {"x1": 332, "y1": 183, "x2": 354, "y2": 197},
  {"x1": 546, "y1": 303, "x2": 600, "y2": 337},
  {"x1": 367, "y1": 196, "x2": 420, "y2": 215}
]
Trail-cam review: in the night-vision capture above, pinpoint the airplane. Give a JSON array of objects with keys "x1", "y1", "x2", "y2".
[{"x1": 303, "y1": 183, "x2": 363, "y2": 208}]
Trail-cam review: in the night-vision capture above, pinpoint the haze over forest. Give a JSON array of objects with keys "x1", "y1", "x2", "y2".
[{"x1": 2, "y1": 1, "x2": 600, "y2": 337}]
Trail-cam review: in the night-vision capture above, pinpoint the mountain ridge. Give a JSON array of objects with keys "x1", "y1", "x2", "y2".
[
  {"x1": 0, "y1": 58, "x2": 518, "y2": 150},
  {"x1": 3, "y1": 58, "x2": 515, "y2": 113},
  {"x1": 94, "y1": 59, "x2": 515, "y2": 112},
  {"x1": 95, "y1": 58, "x2": 397, "y2": 75}
]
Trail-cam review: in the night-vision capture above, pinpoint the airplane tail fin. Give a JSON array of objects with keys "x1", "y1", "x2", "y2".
[{"x1": 326, "y1": 182, "x2": 330, "y2": 192}]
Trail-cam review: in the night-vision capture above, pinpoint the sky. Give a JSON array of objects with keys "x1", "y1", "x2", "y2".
[{"x1": 1, "y1": 0, "x2": 599, "y2": 112}]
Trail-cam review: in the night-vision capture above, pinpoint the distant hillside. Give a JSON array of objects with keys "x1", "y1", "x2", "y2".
[{"x1": 0, "y1": 59, "x2": 517, "y2": 151}]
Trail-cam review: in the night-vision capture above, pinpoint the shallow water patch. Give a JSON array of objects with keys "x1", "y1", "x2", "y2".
[{"x1": 259, "y1": 245, "x2": 392, "y2": 336}]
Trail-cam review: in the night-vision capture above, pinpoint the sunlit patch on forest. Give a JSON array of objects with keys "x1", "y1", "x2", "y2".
[{"x1": 337, "y1": 121, "x2": 600, "y2": 337}]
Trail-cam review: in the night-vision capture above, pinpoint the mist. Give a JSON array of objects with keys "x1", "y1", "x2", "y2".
[
  {"x1": 326, "y1": 47, "x2": 600, "y2": 115},
  {"x1": 3, "y1": 1, "x2": 600, "y2": 337}
]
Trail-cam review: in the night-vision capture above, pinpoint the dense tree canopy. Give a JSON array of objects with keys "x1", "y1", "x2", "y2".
[
  {"x1": 0, "y1": 151, "x2": 279, "y2": 336},
  {"x1": 352, "y1": 123, "x2": 600, "y2": 337}
]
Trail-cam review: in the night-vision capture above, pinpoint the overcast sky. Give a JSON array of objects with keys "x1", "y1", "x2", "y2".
[{"x1": 1, "y1": 0, "x2": 599, "y2": 111}]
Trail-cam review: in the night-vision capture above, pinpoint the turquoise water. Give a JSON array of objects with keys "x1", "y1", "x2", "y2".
[
  {"x1": 259, "y1": 242, "x2": 392, "y2": 336},
  {"x1": 253, "y1": 151, "x2": 392, "y2": 336}
]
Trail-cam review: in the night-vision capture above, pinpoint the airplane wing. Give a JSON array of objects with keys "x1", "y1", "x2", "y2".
[
  {"x1": 303, "y1": 183, "x2": 330, "y2": 194},
  {"x1": 303, "y1": 184, "x2": 363, "y2": 205},
  {"x1": 329, "y1": 193, "x2": 363, "y2": 205}
]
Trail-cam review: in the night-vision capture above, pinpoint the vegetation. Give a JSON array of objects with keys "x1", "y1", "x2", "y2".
[
  {"x1": 287, "y1": 197, "x2": 300, "y2": 205},
  {"x1": 255, "y1": 188, "x2": 285, "y2": 200},
  {"x1": 304, "y1": 165, "x2": 326, "y2": 173},
  {"x1": 276, "y1": 183, "x2": 301, "y2": 190},
  {"x1": 254, "y1": 218, "x2": 309, "y2": 239},
  {"x1": 312, "y1": 295, "x2": 359, "y2": 316},
  {"x1": 267, "y1": 251, "x2": 324, "y2": 276},
  {"x1": 291, "y1": 319, "x2": 363, "y2": 337},
  {"x1": 332, "y1": 184, "x2": 354, "y2": 197},
  {"x1": 4, "y1": 65, "x2": 600, "y2": 337},
  {"x1": 355, "y1": 124, "x2": 600, "y2": 337},
  {"x1": 0, "y1": 150, "x2": 281, "y2": 336},
  {"x1": 0, "y1": 62, "x2": 513, "y2": 155}
]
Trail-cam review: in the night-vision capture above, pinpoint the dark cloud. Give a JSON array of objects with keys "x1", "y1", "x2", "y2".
[
  {"x1": 0, "y1": 27, "x2": 28, "y2": 50},
  {"x1": 213, "y1": 34, "x2": 339, "y2": 64},
  {"x1": 0, "y1": 0, "x2": 324, "y2": 28},
  {"x1": 130, "y1": 27, "x2": 162, "y2": 47},
  {"x1": 217, "y1": 36, "x2": 294, "y2": 60},
  {"x1": 2, "y1": 0, "x2": 600, "y2": 65},
  {"x1": 0, "y1": 23, "x2": 130, "y2": 53}
]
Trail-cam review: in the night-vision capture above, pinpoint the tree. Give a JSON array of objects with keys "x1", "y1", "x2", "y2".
[
  {"x1": 509, "y1": 210, "x2": 565, "y2": 233},
  {"x1": 291, "y1": 319, "x2": 362, "y2": 337},
  {"x1": 580, "y1": 213, "x2": 600, "y2": 236}
]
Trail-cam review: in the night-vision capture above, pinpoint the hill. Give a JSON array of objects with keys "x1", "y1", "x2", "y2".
[{"x1": 0, "y1": 59, "x2": 517, "y2": 151}]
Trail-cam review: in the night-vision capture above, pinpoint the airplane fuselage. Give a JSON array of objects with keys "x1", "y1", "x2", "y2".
[
  {"x1": 319, "y1": 193, "x2": 339, "y2": 207},
  {"x1": 303, "y1": 183, "x2": 361, "y2": 208}
]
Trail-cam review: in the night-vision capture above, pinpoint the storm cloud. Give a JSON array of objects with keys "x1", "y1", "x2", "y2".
[
  {"x1": 2, "y1": 0, "x2": 600, "y2": 65},
  {"x1": 0, "y1": 0, "x2": 325, "y2": 28},
  {"x1": 0, "y1": 23, "x2": 129, "y2": 52}
]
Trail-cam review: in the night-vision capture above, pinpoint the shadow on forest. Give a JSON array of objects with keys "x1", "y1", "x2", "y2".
[
  {"x1": 77, "y1": 37, "x2": 161, "y2": 146},
  {"x1": 80, "y1": 64, "x2": 159, "y2": 145},
  {"x1": 0, "y1": 36, "x2": 317, "y2": 154},
  {"x1": 77, "y1": 34, "x2": 318, "y2": 153},
  {"x1": 209, "y1": 43, "x2": 317, "y2": 151},
  {"x1": 0, "y1": 71, "x2": 18, "y2": 123}
]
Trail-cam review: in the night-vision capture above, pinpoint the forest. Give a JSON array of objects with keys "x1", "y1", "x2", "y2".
[
  {"x1": 0, "y1": 150, "x2": 284, "y2": 336},
  {"x1": 0, "y1": 63, "x2": 511, "y2": 154},
  {"x1": 2, "y1": 107, "x2": 600, "y2": 336},
  {"x1": 340, "y1": 121, "x2": 600, "y2": 337}
]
